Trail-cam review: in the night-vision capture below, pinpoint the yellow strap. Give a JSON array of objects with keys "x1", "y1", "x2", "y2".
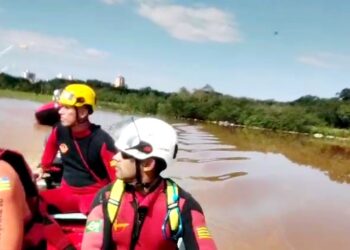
[
  {"x1": 166, "y1": 179, "x2": 179, "y2": 232},
  {"x1": 107, "y1": 179, "x2": 180, "y2": 234},
  {"x1": 107, "y1": 179, "x2": 125, "y2": 223}
]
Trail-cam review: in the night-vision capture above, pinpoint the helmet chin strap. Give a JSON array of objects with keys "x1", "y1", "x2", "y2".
[{"x1": 134, "y1": 159, "x2": 143, "y2": 188}]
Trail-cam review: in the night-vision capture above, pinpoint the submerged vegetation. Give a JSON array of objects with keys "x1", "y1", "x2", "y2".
[{"x1": 1, "y1": 72, "x2": 350, "y2": 138}]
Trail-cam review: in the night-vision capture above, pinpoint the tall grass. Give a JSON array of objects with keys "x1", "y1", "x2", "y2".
[{"x1": 0, "y1": 89, "x2": 51, "y2": 102}]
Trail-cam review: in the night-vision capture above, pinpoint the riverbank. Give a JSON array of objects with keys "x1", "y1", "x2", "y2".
[
  {"x1": 179, "y1": 115, "x2": 350, "y2": 147},
  {"x1": 0, "y1": 89, "x2": 51, "y2": 102},
  {"x1": 2, "y1": 89, "x2": 350, "y2": 145},
  {"x1": 209, "y1": 119, "x2": 350, "y2": 139},
  {"x1": 0, "y1": 89, "x2": 129, "y2": 113}
]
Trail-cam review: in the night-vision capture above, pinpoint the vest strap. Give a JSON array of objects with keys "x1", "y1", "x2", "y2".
[
  {"x1": 166, "y1": 179, "x2": 180, "y2": 232},
  {"x1": 107, "y1": 179, "x2": 125, "y2": 223},
  {"x1": 106, "y1": 178, "x2": 182, "y2": 243}
]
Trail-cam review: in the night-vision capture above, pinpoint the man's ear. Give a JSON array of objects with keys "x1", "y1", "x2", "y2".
[
  {"x1": 142, "y1": 158, "x2": 156, "y2": 173},
  {"x1": 77, "y1": 107, "x2": 89, "y2": 119}
]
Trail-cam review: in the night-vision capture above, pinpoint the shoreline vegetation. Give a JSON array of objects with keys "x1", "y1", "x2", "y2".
[{"x1": 1, "y1": 73, "x2": 350, "y2": 143}]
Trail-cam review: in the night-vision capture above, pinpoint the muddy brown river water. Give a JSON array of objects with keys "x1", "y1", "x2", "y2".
[{"x1": 1, "y1": 98, "x2": 350, "y2": 250}]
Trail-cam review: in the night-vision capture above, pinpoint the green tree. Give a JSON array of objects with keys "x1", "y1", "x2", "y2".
[
  {"x1": 336, "y1": 103, "x2": 350, "y2": 128},
  {"x1": 337, "y1": 88, "x2": 350, "y2": 101}
]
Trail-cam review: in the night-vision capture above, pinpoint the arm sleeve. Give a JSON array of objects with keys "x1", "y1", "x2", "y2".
[
  {"x1": 100, "y1": 135, "x2": 117, "y2": 181},
  {"x1": 81, "y1": 204, "x2": 105, "y2": 250},
  {"x1": 181, "y1": 197, "x2": 218, "y2": 250},
  {"x1": 40, "y1": 127, "x2": 59, "y2": 171},
  {"x1": 0, "y1": 160, "x2": 26, "y2": 250}
]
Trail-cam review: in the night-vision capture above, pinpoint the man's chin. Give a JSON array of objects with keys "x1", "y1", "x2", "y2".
[
  {"x1": 119, "y1": 176, "x2": 134, "y2": 183},
  {"x1": 60, "y1": 121, "x2": 70, "y2": 127}
]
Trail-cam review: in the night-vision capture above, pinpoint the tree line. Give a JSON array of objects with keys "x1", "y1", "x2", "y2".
[{"x1": 1, "y1": 73, "x2": 350, "y2": 137}]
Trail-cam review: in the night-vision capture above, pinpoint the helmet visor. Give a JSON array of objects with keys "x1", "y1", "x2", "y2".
[{"x1": 56, "y1": 89, "x2": 85, "y2": 107}]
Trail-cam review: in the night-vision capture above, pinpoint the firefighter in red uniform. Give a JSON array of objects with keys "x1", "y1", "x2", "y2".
[
  {"x1": 0, "y1": 149, "x2": 45, "y2": 250},
  {"x1": 0, "y1": 148, "x2": 77, "y2": 250},
  {"x1": 37, "y1": 83, "x2": 117, "y2": 214},
  {"x1": 82, "y1": 117, "x2": 217, "y2": 250}
]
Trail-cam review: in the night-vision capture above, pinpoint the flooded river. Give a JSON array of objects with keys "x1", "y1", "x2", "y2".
[{"x1": 1, "y1": 98, "x2": 350, "y2": 250}]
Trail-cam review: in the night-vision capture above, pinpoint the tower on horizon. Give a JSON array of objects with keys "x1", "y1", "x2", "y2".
[
  {"x1": 23, "y1": 69, "x2": 36, "y2": 83},
  {"x1": 114, "y1": 75, "x2": 126, "y2": 88}
]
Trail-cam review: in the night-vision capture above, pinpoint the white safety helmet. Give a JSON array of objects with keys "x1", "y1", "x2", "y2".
[{"x1": 114, "y1": 117, "x2": 178, "y2": 168}]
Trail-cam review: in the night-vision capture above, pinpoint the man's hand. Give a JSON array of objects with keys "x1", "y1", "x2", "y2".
[
  {"x1": 33, "y1": 166, "x2": 50, "y2": 181},
  {"x1": 33, "y1": 166, "x2": 44, "y2": 181}
]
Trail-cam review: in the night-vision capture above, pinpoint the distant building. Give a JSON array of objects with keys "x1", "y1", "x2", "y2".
[
  {"x1": 113, "y1": 75, "x2": 126, "y2": 88},
  {"x1": 56, "y1": 73, "x2": 73, "y2": 81},
  {"x1": 201, "y1": 84, "x2": 215, "y2": 92},
  {"x1": 23, "y1": 69, "x2": 36, "y2": 83}
]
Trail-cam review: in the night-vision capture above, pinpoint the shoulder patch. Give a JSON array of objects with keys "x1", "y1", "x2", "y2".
[
  {"x1": 196, "y1": 226, "x2": 212, "y2": 239},
  {"x1": 85, "y1": 219, "x2": 103, "y2": 233},
  {"x1": 0, "y1": 176, "x2": 11, "y2": 191},
  {"x1": 59, "y1": 143, "x2": 69, "y2": 154}
]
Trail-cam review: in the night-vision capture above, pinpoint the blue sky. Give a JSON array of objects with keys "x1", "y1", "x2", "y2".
[{"x1": 0, "y1": 0, "x2": 349, "y2": 101}]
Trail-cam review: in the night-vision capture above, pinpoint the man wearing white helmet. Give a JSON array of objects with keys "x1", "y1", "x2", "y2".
[{"x1": 82, "y1": 117, "x2": 217, "y2": 250}]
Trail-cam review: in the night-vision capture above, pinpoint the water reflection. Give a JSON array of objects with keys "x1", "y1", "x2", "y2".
[
  {"x1": 177, "y1": 156, "x2": 249, "y2": 163},
  {"x1": 180, "y1": 145, "x2": 235, "y2": 153},
  {"x1": 168, "y1": 123, "x2": 251, "y2": 187},
  {"x1": 190, "y1": 171, "x2": 248, "y2": 181},
  {"x1": 202, "y1": 123, "x2": 350, "y2": 184}
]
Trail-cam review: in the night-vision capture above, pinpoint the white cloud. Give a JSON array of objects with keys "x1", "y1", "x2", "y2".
[
  {"x1": 0, "y1": 28, "x2": 109, "y2": 59},
  {"x1": 101, "y1": 0, "x2": 125, "y2": 5},
  {"x1": 298, "y1": 55, "x2": 332, "y2": 69},
  {"x1": 0, "y1": 28, "x2": 112, "y2": 81},
  {"x1": 137, "y1": 2, "x2": 241, "y2": 43},
  {"x1": 85, "y1": 48, "x2": 109, "y2": 58},
  {"x1": 297, "y1": 53, "x2": 350, "y2": 69},
  {"x1": 0, "y1": 65, "x2": 8, "y2": 73}
]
